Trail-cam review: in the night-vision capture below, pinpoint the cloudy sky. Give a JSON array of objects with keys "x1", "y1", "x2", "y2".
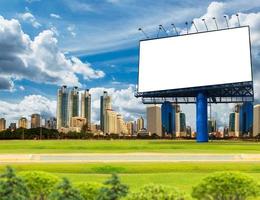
[{"x1": 0, "y1": 0, "x2": 260, "y2": 128}]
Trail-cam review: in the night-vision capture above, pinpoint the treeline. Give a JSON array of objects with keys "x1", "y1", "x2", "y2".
[
  {"x1": 0, "y1": 128, "x2": 93, "y2": 140},
  {"x1": 0, "y1": 166, "x2": 260, "y2": 200}
]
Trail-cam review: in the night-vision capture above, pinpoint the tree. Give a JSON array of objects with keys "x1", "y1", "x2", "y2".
[
  {"x1": 192, "y1": 171, "x2": 260, "y2": 200},
  {"x1": 19, "y1": 171, "x2": 60, "y2": 200},
  {"x1": 0, "y1": 166, "x2": 30, "y2": 200},
  {"x1": 49, "y1": 177, "x2": 83, "y2": 200},
  {"x1": 97, "y1": 174, "x2": 128, "y2": 200},
  {"x1": 126, "y1": 184, "x2": 188, "y2": 200},
  {"x1": 76, "y1": 182, "x2": 102, "y2": 200}
]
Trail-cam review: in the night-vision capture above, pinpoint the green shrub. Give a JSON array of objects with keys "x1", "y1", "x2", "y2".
[
  {"x1": 0, "y1": 166, "x2": 30, "y2": 200},
  {"x1": 192, "y1": 171, "x2": 260, "y2": 200},
  {"x1": 97, "y1": 174, "x2": 129, "y2": 200},
  {"x1": 19, "y1": 171, "x2": 60, "y2": 200},
  {"x1": 75, "y1": 182, "x2": 102, "y2": 200},
  {"x1": 126, "y1": 184, "x2": 188, "y2": 200},
  {"x1": 49, "y1": 177, "x2": 83, "y2": 200}
]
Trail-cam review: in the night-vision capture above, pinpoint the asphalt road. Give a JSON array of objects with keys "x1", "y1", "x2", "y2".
[{"x1": 0, "y1": 153, "x2": 260, "y2": 163}]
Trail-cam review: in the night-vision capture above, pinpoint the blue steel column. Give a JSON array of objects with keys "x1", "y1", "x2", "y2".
[{"x1": 196, "y1": 93, "x2": 208, "y2": 142}]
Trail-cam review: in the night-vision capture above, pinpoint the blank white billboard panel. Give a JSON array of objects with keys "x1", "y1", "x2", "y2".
[{"x1": 138, "y1": 27, "x2": 252, "y2": 93}]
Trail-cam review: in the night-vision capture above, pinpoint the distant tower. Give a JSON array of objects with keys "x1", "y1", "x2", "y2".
[
  {"x1": 69, "y1": 87, "x2": 79, "y2": 126},
  {"x1": 137, "y1": 116, "x2": 144, "y2": 132},
  {"x1": 253, "y1": 105, "x2": 260, "y2": 137},
  {"x1": 100, "y1": 91, "x2": 112, "y2": 132},
  {"x1": 0, "y1": 118, "x2": 6, "y2": 131},
  {"x1": 161, "y1": 102, "x2": 176, "y2": 136},
  {"x1": 57, "y1": 86, "x2": 69, "y2": 129},
  {"x1": 147, "y1": 105, "x2": 162, "y2": 136},
  {"x1": 81, "y1": 89, "x2": 91, "y2": 130},
  {"x1": 238, "y1": 102, "x2": 253, "y2": 136},
  {"x1": 31, "y1": 114, "x2": 41, "y2": 128},
  {"x1": 18, "y1": 117, "x2": 28, "y2": 129}
]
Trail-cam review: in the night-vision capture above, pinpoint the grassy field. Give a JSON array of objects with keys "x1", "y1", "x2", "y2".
[
  {"x1": 0, "y1": 139, "x2": 259, "y2": 153},
  {"x1": 1, "y1": 162, "x2": 260, "y2": 193}
]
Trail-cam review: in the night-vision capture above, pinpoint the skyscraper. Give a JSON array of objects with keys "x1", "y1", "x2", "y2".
[
  {"x1": 126, "y1": 121, "x2": 134, "y2": 135},
  {"x1": 18, "y1": 117, "x2": 28, "y2": 129},
  {"x1": 253, "y1": 105, "x2": 260, "y2": 137},
  {"x1": 0, "y1": 118, "x2": 6, "y2": 131},
  {"x1": 116, "y1": 114, "x2": 128, "y2": 135},
  {"x1": 57, "y1": 86, "x2": 69, "y2": 129},
  {"x1": 100, "y1": 91, "x2": 112, "y2": 132},
  {"x1": 147, "y1": 105, "x2": 162, "y2": 136},
  {"x1": 161, "y1": 102, "x2": 176, "y2": 136},
  {"x1": 208, "y1": 119, "x2": 216, "y2": 133},
  {"x1": 104, "y1": 109, "x2": 117, "y2": 134},
  {"x1": 31, "y1": 114, "x2": 41, "y2": 128},
  {"x1": 69, "y1": 87, "x2": 79, "y2": 126},
  {"x1": 137, "y1": 117, "x2": 144, "y2": 132},
  {"x1": 81, "y1": 89, "x2": 91, "y2": 130},
  {"x1": 238, "y1": 102, "x2": 253, "y2": 136},
  {"x1": 180, "y1": 112, "x2": 186, "y2": 132},
  {"x1": 229, "y1": 112, "x2": 235, "y2": 132}
]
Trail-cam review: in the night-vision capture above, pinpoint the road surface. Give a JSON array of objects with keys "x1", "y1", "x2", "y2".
[{"x1": 0, "y1": 153, "x2": 260, "y2": 163}]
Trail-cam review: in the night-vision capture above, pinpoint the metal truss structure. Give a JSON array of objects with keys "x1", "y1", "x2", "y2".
[{"x1": 135, "y1": 81, "x2": 254, "y2": 104}]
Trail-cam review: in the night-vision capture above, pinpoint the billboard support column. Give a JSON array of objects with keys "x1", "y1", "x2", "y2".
[{"x1": 196, "y1": 92, "x2": 208, "y2": 142}]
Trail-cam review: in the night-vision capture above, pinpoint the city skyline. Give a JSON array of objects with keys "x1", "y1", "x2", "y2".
[{"x1": 0, "y1": 1, "x2": 260, "y2": 129}]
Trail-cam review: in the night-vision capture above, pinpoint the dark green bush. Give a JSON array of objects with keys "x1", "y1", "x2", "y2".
[
  {"x1": 49, "y1": 177, "x2": 83, "y2": 200},
  {"x1": 76, "y1": 182, "x2": 102, "y2": 200},
  {"x1": 192, "y1": 171, "x2": 260, "y2": 200},
  {"x1": 97, "y1": 174, "x2": 128, "y2": 200},
  {"x1": 126, "y1": 184, "x2": 188, "y2": 200},
  {"x1": 0, "y1": 166, "x2": 30, "y2": 200},
  {"x1": 19, "y1": 171, "x2": 60, "y2": 200}
]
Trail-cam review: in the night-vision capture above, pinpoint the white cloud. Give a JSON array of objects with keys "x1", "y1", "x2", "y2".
[
  {"x1": 50, "y1": 13, "x2": 61, "y2": 19},
  {"x1": 18, "y1": 12, "x2": 41, "y2": 28},
  {"x1": 67, "y1": 25, "x2": 76, "y2": 37},
  {"x1": 0, "y1": 95, "x2": 56, "y2": 126},
  {"x1": 19, "y1": 86, "x2": 25, "y2": 91},
  {"x1": 66, "y1": 0, "x2": 94, "y2": 12},
  {"x1": 0, "y1": 16, "x2": 105, "y2": 89}
]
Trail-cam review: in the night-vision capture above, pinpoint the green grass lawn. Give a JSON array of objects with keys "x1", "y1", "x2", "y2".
[
  {"x1": 0, "y1": 139, "x2": 259, "y2": 153},
  {"x1": 1, "y1": 162, "x2": 260, "y2": 193}
]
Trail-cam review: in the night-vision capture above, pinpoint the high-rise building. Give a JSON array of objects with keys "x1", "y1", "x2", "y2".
[
  {"x1": 18, "y1": 117, "x2": 27, "y2": 129},
  {"x1": 253, "y1": 105, "x2": 260, "y2": 137},
  {"x1": 161, "y1": 102, "x2": 176, "y2": 136},
  {"x1": 137, "y1": 117, "x2": 144, "y2": 132},
  {"x1": 180, "y1": 113, "x2": 186, "y2": 132},
  {"x1": 104, "y1": 109, "x2": 117, "y2": 134},
  {"x1": 208, "y1": 119, "x2": 216, "y2": 133},
  {"x1": 238, "y1": 102, "x2": 253, "y2": 136},
  {"x1": 100, "y1": 91, "x2": 112, "y2": 132},
  {"x1": 229, "y1": 112, "x2": 235, "y2": 135},
  {"x1": 147, "y1": 105, "x2": 162, "y2": 136},
  {"x1": 69, "y1": 87, "x2": 79, "y2": 126},
  {"x1": 0, "y1": 118, "x2": 6, "y2": 131},
  {"x1": 229, "y1": 106, "x2": 242, "y2": 137},
  {"x1": 81, "y1": 89, "x2": 91, "y2": 130},
  {"x1": 45, "y1": 117, "x2": 57, "y2": 129},
  {"x1": 57, "y1": 86, "x2": 69, "y2": 129},
  {"x1": 175, "y1": 105, "x2": 185, "y2": 137},
  {"x1": 186, "y1": 126, "x2": 192, "y2": 138},
  {"x1": 126, "y1": 121, "x2": 134, "y2": 135},
  {"x1": 31, "y1": 114, "x2": 41, "y2": 128},
  {"x1": 116, "y1": 115, "x2": 128, "y2": 135}
]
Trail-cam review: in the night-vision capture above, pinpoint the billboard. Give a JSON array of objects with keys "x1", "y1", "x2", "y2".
[{"x1": 138, "y1": 26, "x2": 252, "y2": 93}]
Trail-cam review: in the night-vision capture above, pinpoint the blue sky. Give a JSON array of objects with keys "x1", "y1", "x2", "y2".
[{"x1": 0, "y1": 0, "x2": 260, "y2": 127}]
